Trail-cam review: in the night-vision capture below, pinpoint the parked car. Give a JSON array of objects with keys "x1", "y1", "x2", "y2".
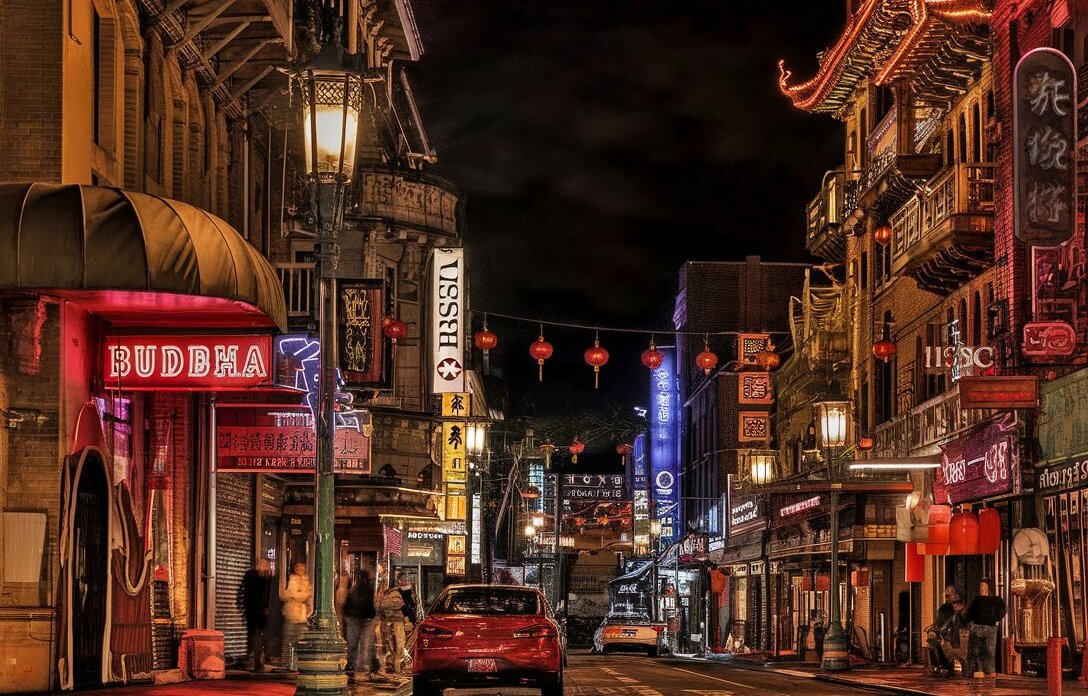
[
  {"x1": 593, "y1": 614, "x2": 667, "y2": 657},
  {"x1": 413, "y1": 584, "x2": 563, "y2": 696}
]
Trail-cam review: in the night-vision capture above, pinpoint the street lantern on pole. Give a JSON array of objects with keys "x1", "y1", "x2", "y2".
[
  {"x1": 813, "y1": 399, "x2": 851, "y2": 672},
  {"x1": 293, "y1": 39, "x2": 363, "y2": 696},
  {"x1": 649, "y1": 518, "x2": 662, "y2": 621}
]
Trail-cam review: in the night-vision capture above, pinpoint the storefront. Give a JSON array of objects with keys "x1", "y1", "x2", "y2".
[
  {"x1": 713, "y1": 489, "x2": 768, "y2": 653},
  {"x1": 659, "y1": 534, "x2": 708, "y2": 654},
  {"x1": 1036, "y1": 368, "x2": 1088, "y2": 676},
  {"x1": 0, "y1": 184, "x2": 287, "y2": 691}
]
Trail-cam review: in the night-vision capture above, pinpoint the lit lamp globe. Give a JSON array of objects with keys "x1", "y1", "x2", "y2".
[
  {"x1": 749, "y1": 450, "x2": 775, "y2": 485},
  {"x1": 524, "y1": 524, "x2": 536, "y2": 538},
  {"x1": 300, "y1": 44, "x2": 362, "y2": 187},
  {"x1": 814, "y1": 400, "x2": 850, "y2": 449}
]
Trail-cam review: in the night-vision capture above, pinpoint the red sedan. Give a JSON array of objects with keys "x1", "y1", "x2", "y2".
[{"x1": 412, "y1": 584, "x2": 563, "y2": 696}]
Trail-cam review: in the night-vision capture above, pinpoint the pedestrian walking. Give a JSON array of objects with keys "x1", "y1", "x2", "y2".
[
  {"x1": 239, "y1": 558, "x2": 273, "y2": 672},
  {"x1": 279, "y1": 561, "x2": 313, "y2": 671},
  {"x1": 343, "y1": 563, "x2": 378, "y2": 683},
  {"x1": 395, "y1": 573, "x2": 420, "y2": 665},
  {"x1": 965, "y1": 578, "x2": 1006, "y2": 678}
]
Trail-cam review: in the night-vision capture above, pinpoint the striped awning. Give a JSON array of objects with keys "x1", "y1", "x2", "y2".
[{"x1": 0, "y1": 183, "x2": 286, "y2": 331}]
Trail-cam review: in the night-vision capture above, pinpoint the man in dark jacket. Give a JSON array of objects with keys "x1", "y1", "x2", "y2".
[
  {"x1": 965, "y1": 578, "x2": 1006, "y2": 678},
  {"x1": 343, "y1": 563, "x2": 377, "y2": 682},
  {"x1": 240, "y1": 559, "x2": 273, "y2": 672}
]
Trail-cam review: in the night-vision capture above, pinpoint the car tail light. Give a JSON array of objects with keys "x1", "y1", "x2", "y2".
[
  {"x1": 513, "y1": 623, "x2": 558, "y2": 639},
  {"x1": 651, "y1": 625, "x2": 664, "y2": 635},
  {"x1": 418, "y1": 623, "x2": 454, "y2": 638}
]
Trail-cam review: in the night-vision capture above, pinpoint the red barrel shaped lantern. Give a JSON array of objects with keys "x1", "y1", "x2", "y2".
[
  {"x1": 529, "y1": 332, "x2": 554, "y2": 382},
  {"x1": 905, "y1": 542, "x2": 925, "y2": 582},
  {"x1": 978, "y1": 507, "x2": 1001, "y2": 554},
  {"x1": 641, "y1": 340, "x2": 664, "y2": 370},
  {"x1": 925, "y1": 504, "x2": 951, "y2": 555},
  {"x1": 696, "y1": 340, "x2": 719, "y2": 375},
  {"x1": 382, "y1": 317, "x2": 408, "y2": 343},
  {"x1": 474, "y1": 319, "x2": 498, "y2": 354},
  {"x1": 584, "y1": 337, "x2": 609, "y2": 389},
  {"x1": 569, "y1": 438, "x2": 585, "y2": 463},
  {"x1": 949, "y1": 508, "x2": 980, "y2": 555}
]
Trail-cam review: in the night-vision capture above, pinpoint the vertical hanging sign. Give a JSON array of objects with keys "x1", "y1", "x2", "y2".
[
  {"x1": 1014, "y1": 48, "x2": 1077, "y2": 245},
  {"x1": 431, "y1": 248, "x2": 466, "y2": 393},
  {"x1": 650, "y1": 348, "x2": 681, "y2": 546},
  {"x1": 336, "y1": 279, "x2": 383, "y2": 385}
]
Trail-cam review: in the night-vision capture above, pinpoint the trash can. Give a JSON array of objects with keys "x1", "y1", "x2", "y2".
[{"x1": 178, "y1": 629, "x2": 225, "y2": 680}]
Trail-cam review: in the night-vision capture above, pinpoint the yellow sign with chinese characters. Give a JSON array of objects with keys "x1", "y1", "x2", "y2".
[
  {"x1": 445, "y1": 482, "x2": 467, "y2": 521},
  {"x1": 441, "y1": 393, "x2": 470, "y2": 418},
  {"x1": 442, "y1": 422, "x2": 467, "y2": 484}
]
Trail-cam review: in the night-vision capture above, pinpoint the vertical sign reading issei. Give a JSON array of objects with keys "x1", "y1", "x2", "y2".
[
  {"x1": 431, "y1": 248, "x2": 465, "y2": 393},
  {"x1": 336, "y1": 280, "x2": 383, "y2": 385},
  {"x1": 1014, "y1": 48, "x2": 1077, "y2": 245}
]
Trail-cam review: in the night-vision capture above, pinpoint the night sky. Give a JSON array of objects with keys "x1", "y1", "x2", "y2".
[{"x1": 411, "y1": 2, "x2": 844, "y2": 445}]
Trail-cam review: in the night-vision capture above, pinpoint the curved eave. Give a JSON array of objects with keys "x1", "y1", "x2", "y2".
[
  {"x1": 874, "y1": 0, "x2": 992, "y2": 87},
  {"x1": 778, "y1": 0, "x2": 907, "y2": 117}
]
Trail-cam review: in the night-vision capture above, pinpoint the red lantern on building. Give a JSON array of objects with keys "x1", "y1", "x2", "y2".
[
  {"x1": 873, "y1": 224, "x2": 892, "y2": 246},
  {"x1": 905, "y1": 542, "x2": 925, "y2": 582},
  {"x1": 696, "y1": 338, "x2": 718, "y2": 376},
  {"x1": 641, "y1": 339, "x2": 664, "y2": 370},
  {"x1": 925, "y1": 504, "x2": 951, "y2": 555},
  {"x1": 569, "y1": 438, "x2": 585, "y2": 463},
  {"x1": 950, "y1": 508, "x2": 980, "y2": 555},
  {"x1": 857, "y1": 436, "x2": 874, "y2": 451},
  {"x1": 574, "y1": 516, "x2": 586, "y2": 527},
  {"x1": 872, "y1": 338, "x2": 896, "y2": 363},
  {"x1": 584, "y1": 335, "x2": 609, "y2": 389},
  {"x1": 474, "y1": 316, "x2": 498, "y2": 354},
  {"x1": 616, "y1": 443, "x2": 634, "y2": 456},
  {"x1": 754, "y1": 343, "x2": 780, "y2": 370},
  {"x1": 978, "y1": 507, "x2": 1001, "y2": 554},
  {"x1": 529, "y1": 331, "x2": 554, "y2": 382},
  {"x1": 382, "y1": 317, "x2": 408, "y2": 343}
]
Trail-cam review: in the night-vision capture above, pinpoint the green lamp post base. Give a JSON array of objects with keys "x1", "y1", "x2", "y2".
[
  {"x1": 295, "y1": 621, "x2": 348, "y2": 696},
  {"x1": 820, "y1": 623, "x2": 849, "y2": 672}
]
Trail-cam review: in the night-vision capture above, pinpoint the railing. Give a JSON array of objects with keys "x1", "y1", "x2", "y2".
[
  {"x1": 888, "y1": 162, "x2": 994, "y2": 271},
  {"x1": 806, "y1": 171, "x2": 846, "y2": 245},
  {"x1": 860, "y1": 147, "x2": 896, "y2": 196},
  {"x1": 276, "y1": 262, "x2": 315, "y2": 318},
  {"x1": 871, "y1": 386, "x2": 991, "y2": 458}
]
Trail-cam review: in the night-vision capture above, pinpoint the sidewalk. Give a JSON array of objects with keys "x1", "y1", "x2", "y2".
[
  {"x1": 700, "y1": 651, "x2": 1088, "y2": 696},
  {"x1": 75, "y1": 670, "x2": 411, "y2": 696}
]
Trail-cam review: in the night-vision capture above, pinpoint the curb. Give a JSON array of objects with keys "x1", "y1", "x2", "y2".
[{"x1": 814, "y1": 673, "x2": 934, "y2": 696}]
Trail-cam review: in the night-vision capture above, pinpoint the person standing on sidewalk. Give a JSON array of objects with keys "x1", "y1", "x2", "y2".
[
  {"x1": 239, "y1": 559, "x2": 273, "y2": 672},
  {"x1": 965, "y1": 578, "x2": 1006, "y2": 679},
  {"x1": 279, "y1": 562, "x2": 313, "y2": 671},
  {"x1": 343, "y1": 563, "x2": 377, "y2": 683}
]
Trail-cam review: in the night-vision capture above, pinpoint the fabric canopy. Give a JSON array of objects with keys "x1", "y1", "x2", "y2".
[{"x1": 0, "y1": 183, "x2": 286, "y2": 331}]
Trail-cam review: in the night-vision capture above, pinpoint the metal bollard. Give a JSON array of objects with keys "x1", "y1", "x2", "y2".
[{"x1": 1049, "y1": 636, "x2": 1067, "y2": 696}]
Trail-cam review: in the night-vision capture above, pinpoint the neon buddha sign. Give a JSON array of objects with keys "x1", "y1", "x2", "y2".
[{"x1": 104, "y1": 335, "x2": 272, "y2": 390}]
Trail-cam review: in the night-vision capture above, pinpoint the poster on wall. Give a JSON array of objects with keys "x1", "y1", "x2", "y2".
[
  {"x1": 336, "y1": 279, "x2": 384, "y2": 385},
  {"x1": 650, "y1": 347, "x2": 681, "y2": 545},
  {"x1": 430, "y1": 248, "x2": 465, "y2": 393}
]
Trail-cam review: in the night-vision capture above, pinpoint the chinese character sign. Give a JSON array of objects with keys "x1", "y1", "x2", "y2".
[
  {"x1": 630, "y1": 432, "x2": 649, "y2": 492},
  {"x1": 935, "y1": 415, "x2": 1020, "y2": 504},
  {"x1": 215, "y1": 405, "x2": 371, "y2": 474},
  {"x1": 649, "y1": 348, "x2": 681, "y2": 545},
  {"x1": 337, "y1": 280, "x2": 383, "y2": 385},
  {"x1": 1015, "y1": 48, "x2": 1077, "y2": 244}
]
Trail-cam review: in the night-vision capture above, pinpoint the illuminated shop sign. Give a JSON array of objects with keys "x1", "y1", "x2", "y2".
[
  {"x1": 563, "y1": 473, "x2": 626, "y2": 500},
  {"x1": 216, "y1": 404, "x2": 370, "y2": 474},
  {"x1": 105, "y1": 335, "x2": 271, "y2": 390},
  {"x1": 336, "y1": 279, "x2": 384, "y2": 385},
  {"x1": 779, "y1": 496, "x2": 821, "y2": 518},
  {"x1": 649, "y1": 348, "x2": 681, "y2": 545},
  {"x1": 935, "y1": 415, "x2": 1019, "y2": 504},
  {"x1": 729, "y1": 496, "x2": 762, "y2": 531},
  {"x1": 431, "y1": 248, "x2": 465, "y2": 393}
]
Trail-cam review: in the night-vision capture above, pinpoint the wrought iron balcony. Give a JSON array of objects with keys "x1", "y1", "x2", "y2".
[
  {"x1": 858, "y1": 147, "x2": 944, "y2": 219},
  {"x1": 805, "y1": 172, "x2": 853, "y2": 261},
  {"x1": 887, "y1": 162, "x2": 995, "y2": 294},
  {"x1": 870, "y1": 384, "x2": 992, "y2": 459}
]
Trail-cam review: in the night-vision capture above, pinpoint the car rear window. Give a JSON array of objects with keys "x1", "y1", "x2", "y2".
[{"x1": 431, "y1": 588, "x2": 540, "y2": 615}]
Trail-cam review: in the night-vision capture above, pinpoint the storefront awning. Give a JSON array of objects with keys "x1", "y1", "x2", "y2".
[{"x1": 0, "y1": 183, "x2": 286, "y2": 331}]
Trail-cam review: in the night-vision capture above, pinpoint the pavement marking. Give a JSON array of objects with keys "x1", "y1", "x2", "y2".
[
  {"x1": 769, "y1": 668, "x2": 815, "y2": 679},
  {"x1": 658, "y1": 664, "x2": 792, "y2": 696}
]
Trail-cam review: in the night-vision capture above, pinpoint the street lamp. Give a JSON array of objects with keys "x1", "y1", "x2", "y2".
[
  {"x1": 745, "y1": 449, "x2": 776, "y2": 486},
  {"x1": 294, "y1": 41, "x2": 363, "y2": 696},
  {"x1": 649, "y1": 519, "x2": 662, "y2": 621},
  {"x1": 813, "y1": 400, "x2": 851, "y2": 672}
]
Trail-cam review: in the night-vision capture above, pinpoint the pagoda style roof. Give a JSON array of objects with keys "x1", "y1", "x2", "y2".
[{"x1": 779, "y1": 0, "x2": 991, "y2": 118}]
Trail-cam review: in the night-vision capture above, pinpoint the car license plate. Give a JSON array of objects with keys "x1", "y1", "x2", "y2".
[{"x1": 467, "y1": 659, "x2": 497, "y2": 673}]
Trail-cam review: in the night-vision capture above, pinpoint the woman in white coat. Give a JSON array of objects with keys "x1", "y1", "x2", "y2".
[{"x1": 280, "y1": 562, "x2": 313, "y2": 670}]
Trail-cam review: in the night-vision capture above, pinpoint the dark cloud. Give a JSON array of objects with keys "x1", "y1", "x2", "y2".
[{"x1": 410, "y1": 0, "x2": 844, "y2": 417}]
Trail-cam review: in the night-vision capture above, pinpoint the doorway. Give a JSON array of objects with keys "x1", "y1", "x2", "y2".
[{"x1": 72, "y1": 454, "x2": 109, "y2": 688}]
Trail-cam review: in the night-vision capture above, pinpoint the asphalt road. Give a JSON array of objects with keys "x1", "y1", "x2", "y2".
[{"x1": 435, "y1": 651, "x2": 889, "y2": 695}]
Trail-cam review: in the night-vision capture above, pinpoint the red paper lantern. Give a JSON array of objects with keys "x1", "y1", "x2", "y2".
[
  {"x1": 755, "y1": 345, "x2": 781, "y2": 370},
  {"x1": 616, "y1": 443, "x2": 634, "y2": 456},
  {"x1": 641, "y1": 340, "x2": 664, "y2": 370},
  {"x1": 814, "y1": 573, "x2": 831, "y2": 592},
  {"x1": 905, "y1": 542, "x2": 925, "y2": 582},
  {"x1": 978, "y1": 507, "x2": 1001, "y2": 554},
  {"x1": 872, "y1": 338, "x2": 897, "y2": 363},
  {"x1": 596, "y1": 515, "x2": 609, "y2": 526},
  {"x1": 529, "y1": 333, "x2": 554, "y2": 382},
  {"x1": 574, "y1": 516, "x2": 586, "y2": 527},
  {"x1": 569, "y1": 438, "x2": 585, "y2": 463},
  {"x1": 382, "y1": 317, "x2": 408, "y2": 342},
  {"x1": 873, "y1": 224, "x2": 892, "y2": 245},
  {"x1": 695, "y1": 341, "x2": 719, "y2": 375},
  {"x1": 584, "y1": 338, "x2": 609, "y2": 389},
  {"x1": 474, "y1": 326, "x2": 498, "y2": 353},
  {"x1": 950, "y1": 509, "x2": 980, "y2": 555},
  {"x1": 925, "y1": 504, "x2": 951, "y2": 555},
  {"x1": 857, "y1": 436, "x2": 874, "y2": 451}
]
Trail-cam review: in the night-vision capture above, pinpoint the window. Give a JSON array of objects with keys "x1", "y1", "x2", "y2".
[
  {"x1": 958, "y1": 113, "x2": 967, "y2": 163},
  {"x1": 92, "y1": 8, "x2": 116, "y2": 151},
  {"x1": 959, "y1": 298, "x2": 969, "y2": 342},
  {"x1": 432, "y1": 588, "x2": 541, "y2": 615},
  {"x1": 945, "y1": 129, "x2": 955, "y2": 166},
  {"x1": 873, "y1": 86, "x2": 894, "y2": 125},
  {"x1": 971, "y1": 102, "x2": 981, "y2": 163}
]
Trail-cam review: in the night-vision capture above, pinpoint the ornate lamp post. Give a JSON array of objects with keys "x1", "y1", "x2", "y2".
[
  {"x1": 294, "y1": 40, "x2": 362, "y2": 696},
  {"x1": 814, "y1": 400, "x2": 851, "y2": 672},
  {"x1": 650, "y1": 518, "x2": 662, "y2": 621}
]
